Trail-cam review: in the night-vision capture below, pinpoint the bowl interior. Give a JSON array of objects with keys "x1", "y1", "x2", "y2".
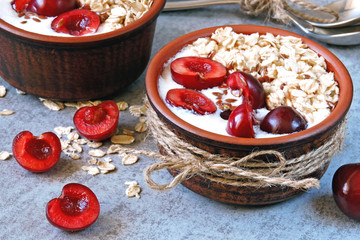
[{"x1": 146, "y1": 25, "x2": 353, "y2": 147}]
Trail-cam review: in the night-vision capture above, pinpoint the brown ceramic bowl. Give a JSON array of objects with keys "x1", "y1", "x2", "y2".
[
  {"x1": 145, "y1": 25, "x2": 353, "y2": 205},
  {"x1": 0, "y1": 0, "x2": 165, "y2": 101}
]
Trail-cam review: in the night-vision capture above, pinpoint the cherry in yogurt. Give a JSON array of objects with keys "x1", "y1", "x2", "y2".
[
  {"x1": 226, "y1": 101, "x2": 255, "y2": 138},
  {"x1": 13, "y1": 0, "x2": 77, "y2": 16}
]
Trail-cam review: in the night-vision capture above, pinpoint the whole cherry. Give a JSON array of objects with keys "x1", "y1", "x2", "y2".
[
  {"x1": 332, "y1": 163, "x2": 360, "y2": 220},
  {"x1": 46, "y1": 183, "x2": 100, "y2": 231},
  {"x1": 26, "y1": 0, "x2": 77, "y2": 16},
  {"x1": 12, "y1": 131, "x2": 61, "y2": 172},
  {"x1": 73, "y1": 100, "x2": 119, "y2": 141},
  {"x1": 226, "y1": 101, "x2": 254, "y2": 138}
]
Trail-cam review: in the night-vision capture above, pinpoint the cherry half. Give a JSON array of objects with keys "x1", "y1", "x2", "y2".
[
  {"x1": 226, "y1": 101, "x2": 255, "y2": 138},
  {"x1": 332, "y1": 164, "x2": 360, "y2": 220},
  {"x1": 12, "y1": 0, "x2": 32, "y2": 12},
  {"x1": 12, "y1": 131, "x2": 61, "y2": 172},
  {"x1": 73, "y1": 100, "x2": 119, "y2": 141},
  {"x1": 51, "y1": 9, "x2": 100, "y2": 36},
  {"x1": 226, "y1": 71, "x2": 266, "y2": 109},
  {"x1": 46, "y1": 183, "x2": 100, "y2": 231},
  {"x1": 166, "y1": 88, "x2": 217, "y2": 115},
  {"x1": 260, "y1": 106, "x2": 307, "y2": 134},
  {"x1": 170, "y1": 57, "x2": 227, "y2": 90},
  {"x1": 13, "y1": 0, "x2": 77, "y2": 16}
]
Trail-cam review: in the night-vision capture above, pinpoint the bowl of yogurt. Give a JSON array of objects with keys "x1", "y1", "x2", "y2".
[
  {"x1": 0, "y1": 0, "x2": 165, "y2": 100},
  {"x1": 145, "y1": 25, "x2": 353, "y2": 205}
]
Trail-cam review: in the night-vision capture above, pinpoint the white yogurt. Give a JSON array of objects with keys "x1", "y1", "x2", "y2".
[{"x1": 158, "y1": 48, "x2": 289, "y2": 138}]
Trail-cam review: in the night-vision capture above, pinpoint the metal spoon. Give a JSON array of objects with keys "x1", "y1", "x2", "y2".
[
  {"x1": 307, "y1": 0, "x2": 360, "y2": 28},
  {"x1": 287, "y1": 11, "x2": 360, "y2": 45}
]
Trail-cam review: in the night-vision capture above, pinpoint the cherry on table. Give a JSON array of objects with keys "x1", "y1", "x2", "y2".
[
  {"x1": 332, "y1": 163, "x2": 360, "y2": 220},
  {"x1": 226, "y1": 71, "x2": 266, "y2": 109},
  {"x1": 12, "y1": 131, "x2": 61, "y2": 172},
  {"x1": 170, "y1": 57, "x2": 227, "y2": 90},
  {"x1": 226, "y1": 101, "x2": 254, "y2": 138},
  {"x1": 260, "y1": 106, "x2": 307, "y2": 134},
  {"x1": 46, "y1": 183, "x2": 100, "y2": 231},
  {"x1": 51, "y1": 9, "x2": 101, "y2": 36},
  {"x1": 73, "y1": 100, "x2": 119, "y2": 141},
  {"x1": 166, "y1": 88, "x2": 217, "y2": 115}
]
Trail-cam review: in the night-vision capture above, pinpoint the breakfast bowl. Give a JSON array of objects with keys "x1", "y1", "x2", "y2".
[
  {"x1": 0, "y1": 0, "x2": 165, "y2": 101},
  {"x1": 145, "y1": 25, "x2": 353, "y2": 205}
]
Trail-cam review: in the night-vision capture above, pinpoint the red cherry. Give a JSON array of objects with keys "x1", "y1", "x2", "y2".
[
  {"x1": 11, "y1": 0, "x2": 32, "y2": 12},
  {"x1": 26, "y1": 0, "x2": 77, "y2": 16},
  {"x1": 12, "y1": 131, "x2": 61, "y2": 172},
  {"x1": 166, "y1": 88, "x2": 217, "y2": 115},
  {"x1": 260, "y1": 106, "x2": 307, "y2": 134},
  {"x1": 46, "y1": 183, "x2": 100, "y2": 231},
  {"x1": 226, "y1": 71, "x2": 266, "y2": 109},
  {"x1": 170, "y1": 57, "x2": 227, "y2": 90},
  {"x1": 226, "y1": 101, "x2": 254, "y2": 138},
  {"x1": 51, "y1": 9, "x2": 100, "y2": 36},
  {"x1": 332, "y1": 164, "x2": 360, "y2": 220},
  {"x1": 73, "y1": 100, "x2": 119, "y2": 141}
]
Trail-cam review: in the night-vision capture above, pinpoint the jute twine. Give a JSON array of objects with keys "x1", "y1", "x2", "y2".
[
  {"x1": 239, "y1": 0, "x2": 339, "y2": 23},
  {"x1": 119, "y1": 98, "x2": 346, "y2": 191}
]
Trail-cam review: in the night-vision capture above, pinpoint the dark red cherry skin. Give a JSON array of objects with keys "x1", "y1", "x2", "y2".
[
  {"x1": 12, "y1": 131, "x2": 61, "y2": 172},
  {"x1": 166, "y1": 88, "x2": 217, "y2": 115},
  {"x1": 170, "y1": 57, "x2": 227, "y2": 90},
  {"x1": 27, "y1": 0, "x2": 77, "y2": 16},
  {"x1": 226, "y1": 101, "x2": 254, "y2": 138},
  {"x1": 260, "y1": 106, "x2": 307, "y2": 134},
  {"x1": 332, "y1": 164, "x2": 360, "y2": 220},
  {"x1": 226, "y1": 71, "x2": 266, "y2": 109},
  {"x1": 46, "y1": 183, "x2": 100, "y2": 231},
  {"x1": 51, "y1": 9, "x2": 100, "y2": 36},
  {"x1": 73, "y1": 100, "x2": 119, "y2": 141}
]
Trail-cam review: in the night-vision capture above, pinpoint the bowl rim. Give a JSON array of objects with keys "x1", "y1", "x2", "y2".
[
  {"x1": 0, "y1": 0, "x2": 165, "y2": 44},
  {"x1": 146, "y1": 24, "x2": 353, "y2": 147}
]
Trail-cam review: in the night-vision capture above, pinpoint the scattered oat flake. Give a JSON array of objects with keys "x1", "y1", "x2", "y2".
[
  {"x1": 107, "y1": 144, "x2": 123, "y2": 154},
  {"x1": 139, "y1": 116, "x2": 146, "y2": 123},
  {"x1": 88, "y1": 158, "x2": 98, "y2": 165},
  {"x1": 135, "y1": 122, "x2": 147, "y2": 133},
  {"x1": 0, "y1": 151, "x2": 11, "y2": 161},
  {"x1": 54, "y1": 126, "x2": 74, "y2": 136},
  {"x1": 72, "y1": 142, "x2": 83, "y2": 153},
  {"x1": 98, "y1": 161, "x2": 116, "y2": 173},
  {"x1": 123, "y1": 129, "x2": 134, "y2": 136},
  {"x1": 0, "y1": 85, "x2": 6, "y2": 98},
  {"x1": 74, "y1": 138, "x2": 88, "y2": 145},
  {"x1": 16, "y1": 89, "x2": 26, "y2": 95},
  {"x1": 129, "y1": 105, "x2": 143, "y2": 117},
  {"x1": 0, "y1": 109, "x2": 14, "y2": 116},
  {"x1": 40, "y1": 98, "x2": 65, "y2": 111},
  {"x1": 67, "y1": 132, "x2": 79, "y2": 141},
  {"x1": 117, "y1": 101, "x2": 129, "y2": 111},
  {"x1": 104, "y1": 157, "x2": 112, "y2": 163},
  {"x1": 87, "y1": 141, "x2": 103, "y2": 149},
  {"x1": 111, "y1": 135, "x2": 135, "y2": 145},
  {"x1": 69, "y1": 153, "x2": 81, "y2": 160},
  {"x1": 122, "y1": 154, "x2": 138, "y2": 165},
  {"x1": 125, "y1": 181, "x2": 141, "y2": 198},
  {"x1": 82, "y1": 166, "x2": 100, "y2": 175},
  {"x1": 89, "y1": 149, "x2": 106, "y2": 158}
]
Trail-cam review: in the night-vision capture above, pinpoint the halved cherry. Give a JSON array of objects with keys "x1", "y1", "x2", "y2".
[
  {"x1": 46, "y1": 183, "x2": 100, "y2": 231},
  {"x1": 51, "y1": 9, "x2": 100, "y2": 36},
  {"x1": 12, "y1": 131, "x2": 61, "y2": 172},
  {"x1": 260, "y1": 106, "x2": 307, "y2": 134},
  {"x1": 26, "y1": 0, "x2": 77, "y2": 16},
  {"x1": 226, "y1": 101, "x2": 255, "y2": 138},
  {"x1": 166, "y1": 88, "x2": 217, "y2": 115},
  {"x1": 73, "y1": 100, "x2": 119, "y2": 141},
  {"x1": 11, "y1": 0, "x2": 32, "y2": 12},
  {"x1": 226, "y1": 71, "x2": 266, "y2": 109},
  {"x1": 170, "y1": 57, "x2": 227, "y2": 90}
]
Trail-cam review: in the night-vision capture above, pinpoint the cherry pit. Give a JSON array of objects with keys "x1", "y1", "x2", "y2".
[{"x1": 167, "y1": 56, "x2": 308, "y2": 138}]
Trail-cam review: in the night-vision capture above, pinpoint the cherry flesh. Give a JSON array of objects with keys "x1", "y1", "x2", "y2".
[
  {"x1": 226, "y1": 101, "x2": 255, "y2": 138},
  {"x1": 260, "y1": 106, "x2": 307, "y2": 134},
  {"x1": 46, "y1": 183, "x2": 100, "y2": 231},
  {"x1": 170, "y1": 57, "x2": 227, "y2": 90},
  {"x1": 12, "y1": 131, "x2": 61, "y2": 172},
  {"x1": 226, "y1": 71, "x2": 266, "y2": 109},
  {"x1": 73, "y1": 100, "x2": 119, "y2": 141},
  {"x1": 166, "y1": 88, "x2": 217, "y2": 115},
  {"x1": 51, "y1": 9, "x2": 100, "y2": 36},
  {"x1": 332, "y1": 163, "x2": 360, "y2": 220},
  {"x1": 12, "y1": 0, "x2": 32, "y2": 12}
]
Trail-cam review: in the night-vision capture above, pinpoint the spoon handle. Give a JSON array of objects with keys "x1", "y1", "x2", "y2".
[{"x1": 164, "y1": 0, "x2": 239, "y2": 11}]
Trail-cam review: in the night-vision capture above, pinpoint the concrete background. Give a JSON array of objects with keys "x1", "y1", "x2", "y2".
[{"x1": 1, "y1": 0, "x2": 360, "y2": 239}]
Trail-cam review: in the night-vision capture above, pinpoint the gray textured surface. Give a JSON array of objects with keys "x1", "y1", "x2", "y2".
[{"x1": 1, "y1": 1, "x2": 360, "y2": 239}]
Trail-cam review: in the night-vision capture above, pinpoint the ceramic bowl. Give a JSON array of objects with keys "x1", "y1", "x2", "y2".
[
  {"x1": 145, "y1": 25, "x2": 353, "y2": 205},
  {"x1": 0, "y1": 0, "x2": 165, "y2": 101}
]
